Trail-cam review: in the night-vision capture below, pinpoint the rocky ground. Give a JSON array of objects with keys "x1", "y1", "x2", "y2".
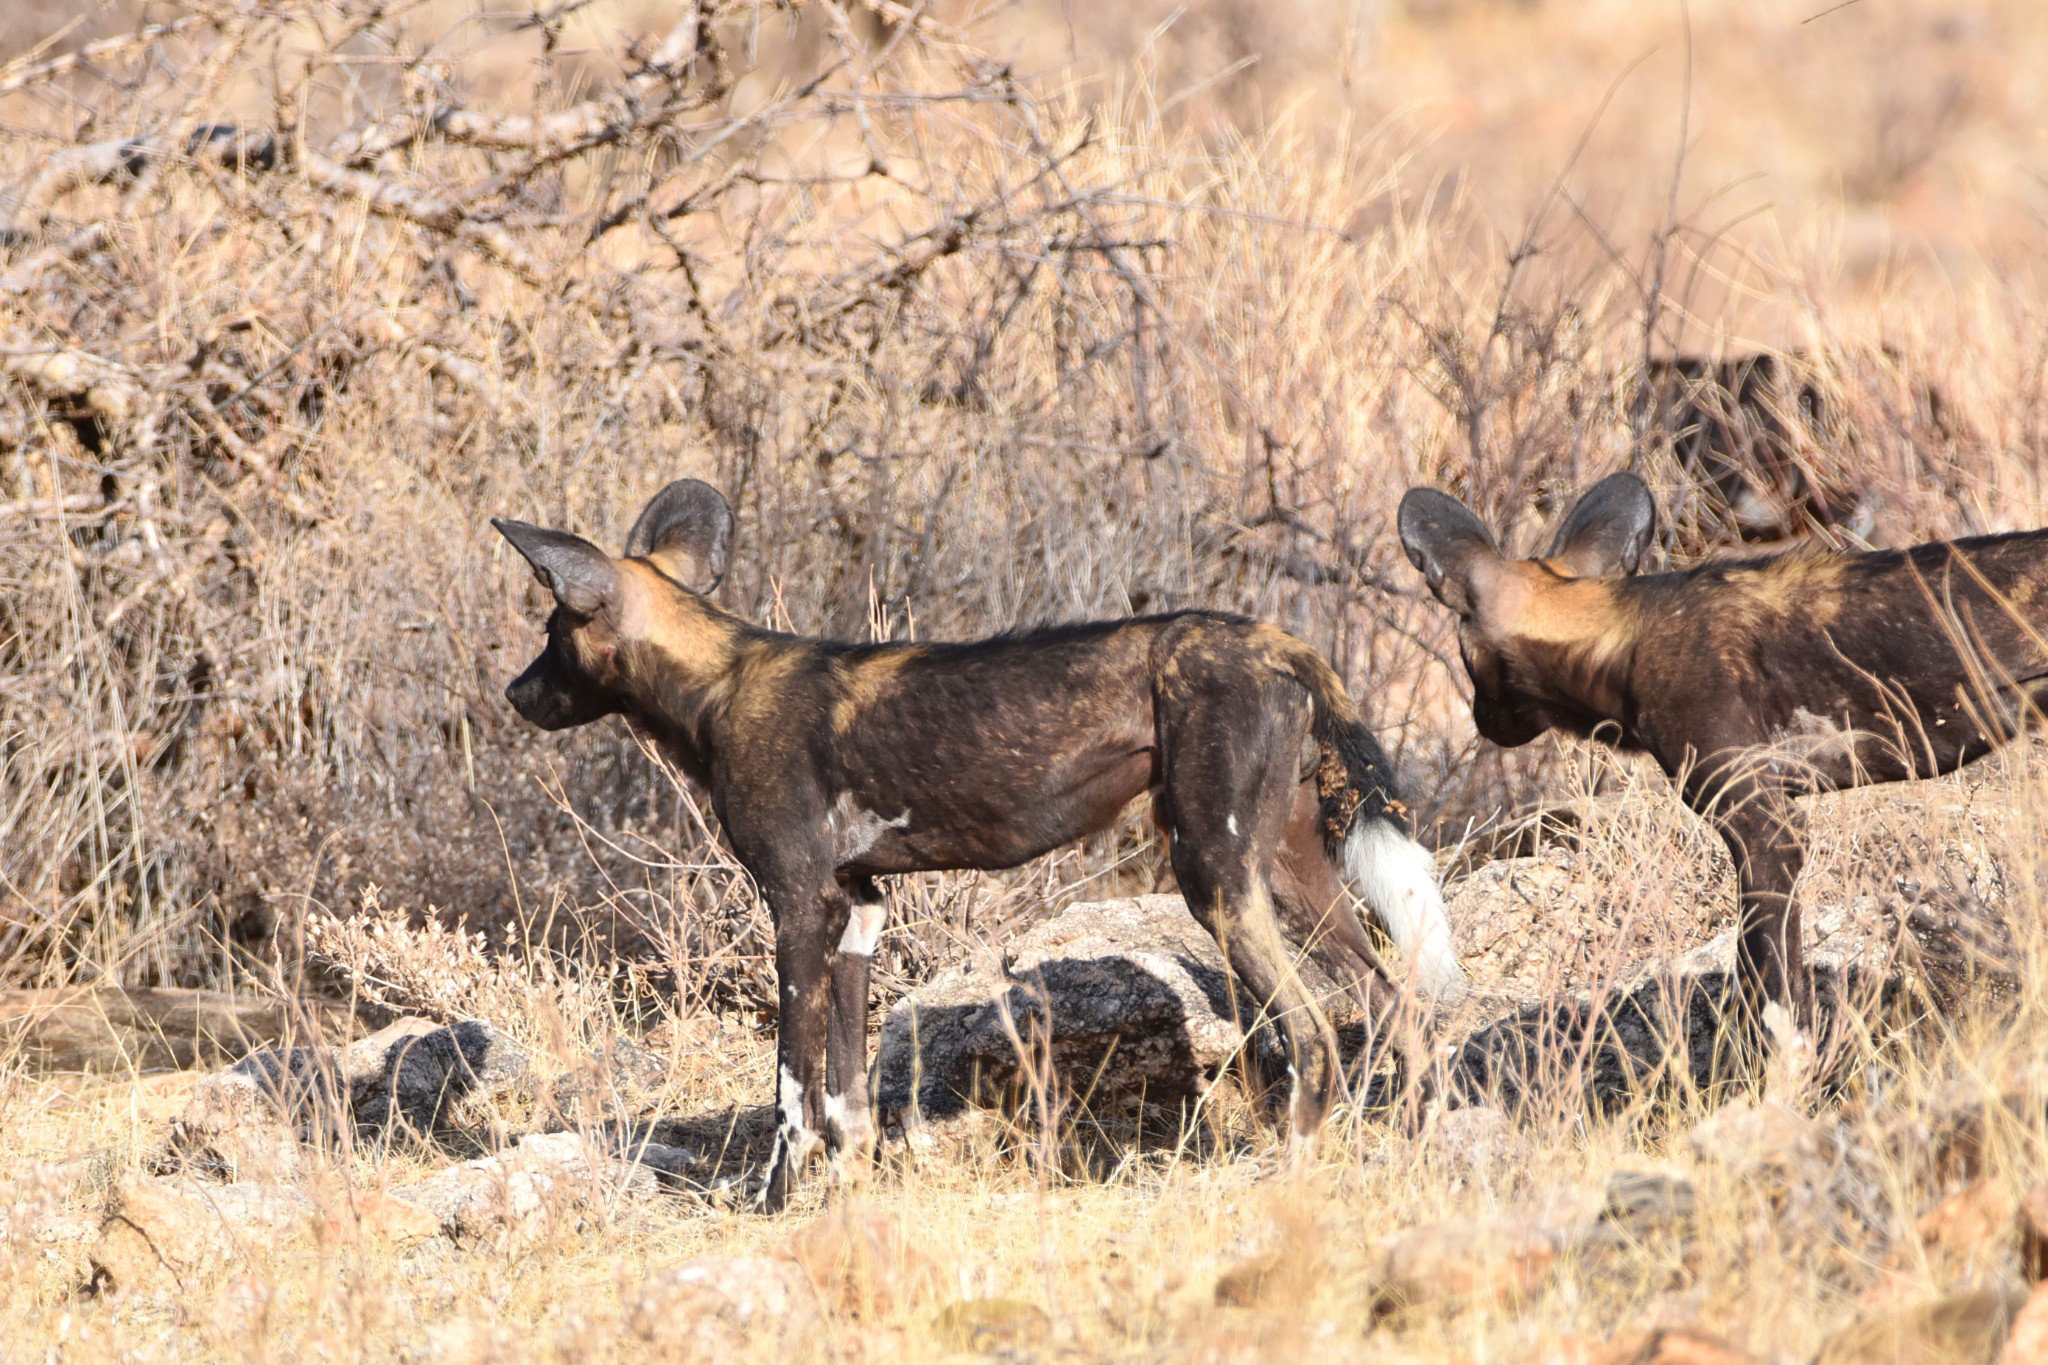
[{"x1": 3, "y1": 753, "x2": 2046, "y2": 1362}]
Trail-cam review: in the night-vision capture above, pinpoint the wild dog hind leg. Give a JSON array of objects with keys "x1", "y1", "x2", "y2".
[
  {"x1": 1270, "y1": 800, "x2": 1422, "y2": 1109},
  {"x1": 824, "y1": 875, "x2": 884, "y2": 1181},
  {"x1": 1159, "y1": 669, "x2": 1338, "y2": 1160}
]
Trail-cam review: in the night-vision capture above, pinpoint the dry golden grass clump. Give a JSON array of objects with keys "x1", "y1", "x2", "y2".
[{"x1": 2, "y1": 0, "x2": 2047, "y2": 1359}]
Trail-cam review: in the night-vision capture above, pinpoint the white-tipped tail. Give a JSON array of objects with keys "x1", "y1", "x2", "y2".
[{"x1": 1345, "y1": 818, "x2": 1465, "y2": 996}]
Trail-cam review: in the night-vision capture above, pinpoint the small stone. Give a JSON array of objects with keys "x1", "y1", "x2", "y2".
[
  {"x1": 165, "y1": 1017, "x2": 535, "y2": 1176},
  {"x1": 346, "y1": 1018, "x2": 531, "y2": 1137},
  {"x1": 167, "y1": 1048, "x2": 338, "y2": 1178},
  {"x1": 420, "y1": 1316, "x2": 527, "y2": 1365},
  {"x1": 1431, "y1": 1105, "x2": 1524, "y2": 1181},
  {"x1": 2002, "y1": 1280, "x2": 2048, "y2": 1363},
  {"x1": 1814, "y1": 1290, "x2": 2023, "y2": 1365},
  {"x1": 1599, "y1": 1169, "x2": 1700, "y2": 1242},
  {"x1": 1368, "y1": 1219, "x2": 1557, "y2": 1318},
  {"x1": 1913, "y1": 1179, "x2": 2016, "y2": 1280},
  {"x1": 395, "y1": 1131, "x2": 654, "y2": 1249},
  {"x1": 1687, "y1": 1099, "x2": 1829, "y2": 1178},
  {"x1": 629, "y1": 1255, "x2": 822, "y2": 1355},
  {"x1": 91, "y1": 1171, "x2": 314, "y2": 1294},
  {"x1": 318, "y1": 1189, "x2": 443, "y2": 1248},
  {"x1": 787, "y1": 1207, "x2": 942, "y2": 1317},
  {"x1": 933, "y1": 1298, "x2": 1051, "y2": 1352},
  {"x1": 1213, "y1": 1250, "x2": 1291, "y2": 1309},
  {"x1": 1551, "y1": 1329, "x2": 1763, "y2": 1365}
]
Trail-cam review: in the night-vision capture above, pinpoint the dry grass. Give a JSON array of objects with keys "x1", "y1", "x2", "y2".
[{"x1": 3, "y1": 0, "x2": 2048, "y2": 1358}]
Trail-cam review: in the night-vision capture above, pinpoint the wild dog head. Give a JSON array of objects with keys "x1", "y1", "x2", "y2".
[
  {"x1": 492, "y1": 479, "x2": 733, "y2": 730},
  {"x1": 1397, "y1": 472, "x2": 1657, "y2": 747}
]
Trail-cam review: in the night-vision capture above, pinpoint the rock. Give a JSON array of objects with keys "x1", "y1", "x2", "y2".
[
  {"x1": 394, "y1": 1131, "x2": 655, "y2": 1249},
  {"x1": 90, "y1": 1171, "x2": 314, "y2": 1294},
  {"x1": 1687, "y1": 1099, "x2": 1830, "y2": 1179},
  {"x1": 1597, "y1": 1169, "x2": 1700, "y2": 1243},
  {"x1": 1551, "y1": 1329, "x2": 1763, "y2": 1364},
  {"x1": 608, "y1": 1139, "x2": 710, "y2": 1189},
  {"x1": 343, "y1": 1018, "x2": 531, "y2": 1136},
  {"x1": 1814, "y1": 1290, "x2": 2023, "y2": 1365},
  {"x1": 1212, "y1": 1246, "x2": 1321, "y2": 1310},
  {"x1": 1446, "y1": 777, "x2": 2021, "y2": 1002},
  {"x1": 933, "y1": 1298, "x2": 1052, "y2": 1352},
  {"x1": 164, "y1": 1048, "x2": 331, "y2": 1179},
  {"x1": 877, "y1": 895, "x2": 1327, "y2": 1132},
  {"x1": 167, "y1": 1017, "x2": 532, "y2": 1172},
  {"x1": 1428, "y1": 1104, "x2": 1524, "y2": 1182},
  {"x1": 420, "y1": 1317, "x2": 528, "y2": 1364},
  {"x1": 549, "y1": 1037, "x2": 671, "y2": 1117},
  {"x1": 1366, "y1": 1218, "x2": 1557, "y2": 1318},
  {"x1": 0, "y1": 1163, "x2": 101, "y2": 1296},
  {"x1": 2003, "y1": 1281, "x2": 2048, "y2": 1363},
  {"x1": 787, "y1": 1208, "x2": 942, "y2": 1317},
  {"x1": 0, "y1": 987, "x2": 354, "y2": 1073},
  {"x1": 317, "y1": 1189, "x2": 443, "y2": 1248},
  {"x1": 1912, "y1": 1076, "x2": 2048, "y2": 1185},
  {"x1": 1909, "y1": 1179, "x2": 2016, "y2": 1282},
  {"x1": 628, "y1": 1255, "x2": 822, "y2": 1355}
]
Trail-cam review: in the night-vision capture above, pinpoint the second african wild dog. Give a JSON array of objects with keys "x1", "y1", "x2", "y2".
[
  {"x1": 1397, "y1": 470, "x2": 2048, "y2": 1050},
  {"x1": 494, "y1": 478, "x2": 1462, "y2": 1210}
]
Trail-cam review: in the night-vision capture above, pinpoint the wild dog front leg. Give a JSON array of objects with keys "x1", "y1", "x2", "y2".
[
  {"x1": 757, "y1": 870, "x2": 839, "y2": 1214},
  {"x1": 824, "y1": 875, "x2": 883, "y2": 1181},
  {"x1": 1703, "y1": 775, "x2": 1813, "y2": 1064}
]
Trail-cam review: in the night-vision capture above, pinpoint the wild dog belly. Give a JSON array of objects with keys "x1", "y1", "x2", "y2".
[{"x1": 825, "y1": 639, "x2": 1159, "y2": 874}]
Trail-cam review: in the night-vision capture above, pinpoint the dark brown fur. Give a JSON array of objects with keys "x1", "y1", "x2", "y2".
[
  {"x1": 1401, "y1": 471, "x2": 2048, "y2": 1043},
  {"x1": 495, "y1": 480, "x2": 1453, "y2": 1209}
]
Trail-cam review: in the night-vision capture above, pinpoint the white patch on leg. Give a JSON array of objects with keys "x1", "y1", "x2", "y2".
[
  {"x1": 837, "y1": 901, "x2": 886, "y2": 956},
  {"x1": 1762, "y1": 1000, "x2": 1816, "y2": 1100},
  {"x1": 1226, "y1": 813, "x2": 1240, "y2": 836},
  {"x1": 822, "y1": 1091, "x2": 875, "y2": 1185},
  {"x1": 1346, "y1": 819, "x2": 1466, "y2": 997},
  {"x1": 778, "y1": 1064, "x2": 822, "y2": 1170}
]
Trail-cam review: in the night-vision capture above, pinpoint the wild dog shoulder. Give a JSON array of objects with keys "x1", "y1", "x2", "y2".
[{"x1": 829, "y1": 648, "x2": 926, "y2": 736}]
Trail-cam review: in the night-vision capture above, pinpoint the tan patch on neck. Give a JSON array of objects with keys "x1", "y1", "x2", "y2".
[
  {"x1": 1485, "y1": 563, "x2": 1632, "y2": 656},
  {"x1": 616, "y1": 559, "x2": 739, "y2": 686}
]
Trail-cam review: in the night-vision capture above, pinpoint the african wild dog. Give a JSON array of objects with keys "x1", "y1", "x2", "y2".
[
  {"x1": 1398, "y1": 470, "x2": 2048, "y2": 1051},
  {"x1": 1639, "y1": 350, "x2": 1857, "y2": 541},
  {"x1": 494, "y1": 478, "x2": 1462, "y2": 1209}
]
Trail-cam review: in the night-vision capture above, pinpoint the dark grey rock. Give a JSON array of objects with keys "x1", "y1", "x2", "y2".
[
  {"x1": 168, "y1": 1017, "x2": 533, "y2": 1171},
  {"x1": 875, "y1": 894, "x2": 1357, "y2": 1134},
  {"x1": 347, "y1": 1018, "x2": 531, "y2": 1136}
]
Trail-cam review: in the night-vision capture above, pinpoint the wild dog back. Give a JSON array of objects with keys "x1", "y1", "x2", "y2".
[{"x1": 1616, "y1": 531, "x2": 2048, "y2": 787}]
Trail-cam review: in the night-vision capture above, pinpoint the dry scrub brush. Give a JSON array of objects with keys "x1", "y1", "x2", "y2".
[
  {"x1": 0, "y1": 0, "x2": 2031, "y2": 1013},
  {"x1": 0, "y1": 747, "x2": 2043, "y2": 1361}
]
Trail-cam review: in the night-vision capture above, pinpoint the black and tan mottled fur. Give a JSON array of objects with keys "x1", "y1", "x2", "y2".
[
  {"x1": 495, "y1": 479, "x2": 1458, "y2": 1209},
  {"x1": 1400, "y1": 470, "x2": 2048, "y2": 1045}
]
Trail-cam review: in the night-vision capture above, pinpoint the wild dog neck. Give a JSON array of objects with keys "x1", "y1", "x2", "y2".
[
  {"x1": 1472, "y1": 561, "x2": 1643, "y2": 747},
  {"x1": 611, "y1": 558, "x2": 751, "y2": 773}
]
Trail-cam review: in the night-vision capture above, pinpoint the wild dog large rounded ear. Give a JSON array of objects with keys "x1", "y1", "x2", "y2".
[
  {"x1": 1397, "y1": 488, "x2": 1499, "y2": 616},
  {"x1": 625, "y1": 478, "x2": 733, "y2": 593},
  {"x1": 1544, "y1": 471, "x2": 1656, "y2": 578},
  {"x1": 492, "y1": 518, "x2": 620, "y2": 617}
]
